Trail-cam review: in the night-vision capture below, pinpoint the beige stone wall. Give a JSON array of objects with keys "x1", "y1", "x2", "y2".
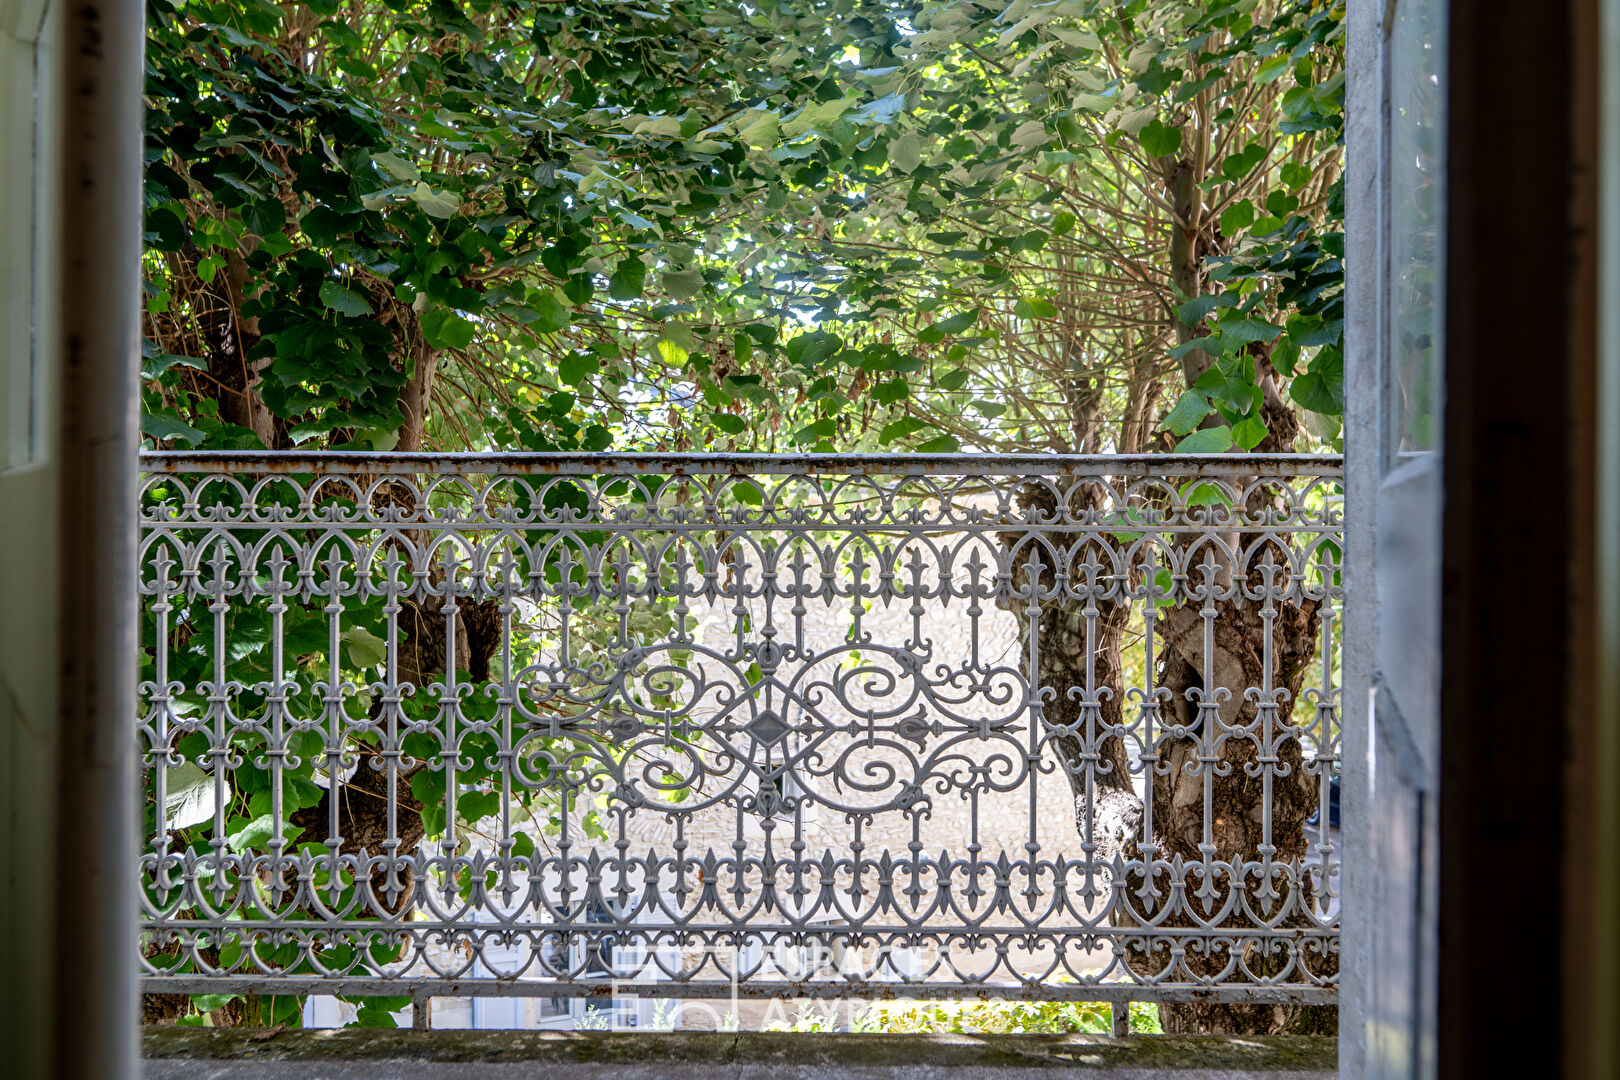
[
  {"x1": 533, "y1": 590, "x2": 1085, "y2": 884},
  {"x1": 465, "y1": 589, "x2": 1118, "y2": 992}
]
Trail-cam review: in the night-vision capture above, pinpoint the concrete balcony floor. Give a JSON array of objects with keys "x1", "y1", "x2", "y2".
[{"x1": 142, "y1": 1028, "x2": 1337, "y2": 1079}]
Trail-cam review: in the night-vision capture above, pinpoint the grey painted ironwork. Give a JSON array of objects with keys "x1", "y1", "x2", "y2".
[{"x1": 137, "y1": 452, "x2": 1343, "y2": 1005}]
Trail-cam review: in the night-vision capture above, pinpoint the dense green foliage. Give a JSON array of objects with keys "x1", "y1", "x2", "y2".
[{"x1": 142, "y1": 0, "x2": 1344, "y2": 458}]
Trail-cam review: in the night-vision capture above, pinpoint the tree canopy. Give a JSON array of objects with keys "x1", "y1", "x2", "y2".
[{"x1": 141, "y1": 0, "x2": 1344, "y2": 459}]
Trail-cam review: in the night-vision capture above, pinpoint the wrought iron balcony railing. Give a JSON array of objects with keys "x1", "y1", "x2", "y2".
[{"x1": 136, "y1": 452, "x2": 1343, "y2": 1011}]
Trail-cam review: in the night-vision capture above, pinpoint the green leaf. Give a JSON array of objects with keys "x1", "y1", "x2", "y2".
[
  {"x1": 420, "y1": 308, "x2": 475, "y2": 351},
  {"x1": 1217, "y1": 317, "x2": 1285, "y2": 344},
  {"x1": 656, "y1": 338, "x2": 688, "y2": 367},
  {"x1": 213, "y1": 25, "x2": 259, "y2": 49},
  {"x1": 563, "y1": 272, "x2": 594, "y2": 305},
  {"x1": 286, "y1": 419, "x2": 336, "y2": 445},
  {"x1": 1280, "y1": 161, "x2": 1313, "y2": 191},
  {"x1": 243, "y1": 198, "x2": 286, "y2": 236},
  {"x1": 408, "y1": 182, "x2": 459, "y2": 219},
  {"x1": 371, "y1": 152, "x2": 418, "y2": 182},
  {"x1": 889, "y1": 132, "x2": 922, "y2": 174},
  {"x1": 140, "y1": 411, "x2": 205, "y2": 446},
  {"x1": 340, "y1": 626, "x2": 387, "y2": 669},
  {"x1": 1009, "y1": 119, "x2": 1050, "y2": 153},
  {"x1": 191, "y1": 993, "x2": 240, "y2": 1014},
  {"x1": 1151, "y1": 566, "x2": 1176, "y2": 607},
  {"x1": 528, "y1": 291, "x2": 572, "y2": 333},
  {"x1": 1254, "y1": 55, "x2": 1291, "y2": 84},
  {"x1": 785, "y1": 95, "x2": 857, "y2": 136},
  {"x1": 1271, "y1": 337, "x2": 1301, "y2": 377},
  {"x1": 1175, "y1": 293, "x2": 1237, "y2": 325},
  {"x1": 1290, "y1": 314, "x2": 1343, "y2": 348},
  {"x1": 879, "y1": 417, "x2": 929, "y2": 444},
  {"x1": 915, "y1": 434, "x2": 961, "y2": 453},
  {"x1": 258, "y1": 231, "x2": 294, "y2": 258},
  {"x1": 634, "y1": 115, "x2": 684, "y2": 138},
  {"x1": 1219, "y1": 199, "x2": 1256, "y2": 236},
  {"x1": 1220, "y1": 141, "x2": 1269, "y2": 181},
  {"x1": 1291, "y1": 371, "x2": 1339, "y2": 415},
  {"x1": 1180, "y1": 480, "x2": 1233, "y2": 509},
  {"x1": 1168, "y1": 335, "x2": 1225, "y2": 362},
  {"x1": 870, "y1": 378, "x2": 909, "y2": 405},
  {"x1": 1138, "y1": 118, "x2": 1182, "y2": 158},
  {"x1": 1231, "y1": 415, "x2": 1269, "y2": 450},
  {"x1": 850, "y1": 91, "x2": 905, "y2": 126},
  {"x1": 1174, "y1": 74, "x2": 1222, "y2": 103},
  {"x1": 299, "y1": 206, "x2": 345, "y2": 246},
  {"x1": 226, "y1": 813, "x2": 294, "y2": 853},
  {"x1": 933, "y1": 309, "x2": 979, "y2": 334},
  {"x1": 661, "y1": 268, "x2": 704, "y2": 301},
  {"x1": 711, "y1": 412, "x2": 746, "y2": 434},
  {"x1": 734, "y1": 109, "x2": 780, "y2": 149},
  {"x1": 786, "y1": 330, "x2": 842, "y2": 368},
  {"x1": 353, "y1": 1002, "x2": 401, "y2": 1028},
  {"x1": 410, "y1": 769, "x2": 446, "y2": 807},
  {"x1": 559, "y1": 351, "x2": 600, "y2": 386},
  {"x1": 1174, "y1": 426, "x2": 1234, "y2": 453},
  {"x1": 1162, "y1": 391, "x2": 1213, "y2": 436},
  {"x1": 164, "y1": 761, "x2": 226, "y2": 829},
  {"x1": 936, "y1": 368, "x2": 969, "y2": 391},
  {"x1": 1291, "y1": 348, "x2": 1345, "y2": 415},
  {"x1": 664, "y1": 322, "x2": 695, "y2": 354},
  {"x1": 457, "y1": 791, "x2": 501, "y2": 824},
  {"x1": 1013, "y1": 297, "x2": 1059, "y2": 319},
  {"x1": 1266, "y1": 189, "x2": 1300, "y2": 217},
  {"x1": 319, "y1": 280, "x2": 373, "y2": 318},
  {"x1": 1136, "y1": 61, "x2": 1178, "y2": 97},
  {"x1": 609, "y1": 262, "x2": 645, "y2": 301},
  {"x1": 793, "y1": 418, "x2": 837, "y2": 443}
]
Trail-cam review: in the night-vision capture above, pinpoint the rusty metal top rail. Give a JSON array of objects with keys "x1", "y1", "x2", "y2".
[{"x1": 140, "y1": 451, "x2": 1344, "y2": 478}]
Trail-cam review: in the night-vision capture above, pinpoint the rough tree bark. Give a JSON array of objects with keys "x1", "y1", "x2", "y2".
[
  {"x1": 165, "y1": 246, "x2": 283, "y2": 448},
  {"x1": 287, "y1": 597, "x2": 499, "y2": 882},
  {"x1": 287, "y1": 480, "x2": 503, "y2": 914},
  {"x1": 1005, "y1": 453, "x2": 1335, "y2": 1036},
  {"x1": 1015, "y1": 122, "x2": 1333, "y2": 1034},
  {"x1": 393, "y1": 306, "x2": 439, "y2": 453}
]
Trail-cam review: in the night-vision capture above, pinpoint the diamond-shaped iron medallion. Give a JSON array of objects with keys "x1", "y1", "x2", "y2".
[{"x1": 745, "y1": 709, "x2": 789, "y2": 745}]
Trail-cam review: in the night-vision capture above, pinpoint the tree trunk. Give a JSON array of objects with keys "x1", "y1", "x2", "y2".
[
  {"x1": 288, "y1": 589, "x2": 503, "y2": 918},
  {"x1": 1166, "y1": 158, "x2": 1216, "y2": 388},
  {"x1": 396, "y1": 312, "x2": 438, "y2": 452},
  {"x1": 1005, "y1": 478, "x2": 1335, "y2": 1035},
  {"x1": 1141, "y1": 574, "x2": 1335, "y2": 1034},
  {"x1": 172, "y1": 245, "x2": 282, "y2": 448}
]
